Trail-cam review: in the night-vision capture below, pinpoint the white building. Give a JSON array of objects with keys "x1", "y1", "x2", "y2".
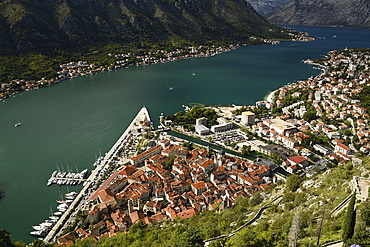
[
  {"x1": 241, "y1": 111, "x2": 255, "y2": 125},
  {"x1": 335, "y1": 143, "x2": 352, "y2": 155},
  {"x1": 313, "y1": 144, "x2": 332, "y2": 155},
  {"x1": 211, "y1": 122, "x2": 233, "y2": 133},
  {"x1": 195, "y1": 124, "x2": 210, "y2": 135},
  {"x1": 196, "y1": 117, "x2": 207, "y2": 126}
]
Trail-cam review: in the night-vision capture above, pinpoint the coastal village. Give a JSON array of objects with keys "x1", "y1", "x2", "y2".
[
  {"x1": 270, "y1": 48, "x2": 370, "y2": 159},
  {"x1": 48, "y1": 48, "x2": 370, "y2": 245},
  {"x1": 0, "y1": 31, "x2": 313, "y2": 101},
  {"x1": 0, "y1": 44, "x2": 239, "y2": 101},
  {"x1": 53, "y1": 118, "x2": 279, "y2": 244}
]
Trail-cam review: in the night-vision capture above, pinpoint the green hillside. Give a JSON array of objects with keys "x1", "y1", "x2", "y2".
[{"x1": 0, "y1": 0, "x2": 289, "y2": 55}]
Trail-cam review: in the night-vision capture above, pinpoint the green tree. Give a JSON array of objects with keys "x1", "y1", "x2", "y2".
[
  {"x1": 342, "y1": 193, "x2": 356, "y2": 244},
  {"x1": 30, "y1": 240, "x2": 54, "y2": 247},
  {"x1": 165, "y1": 154, "x2": 175, "y2": 170},
  {"x1": 182, "y1": 142, "x2": 194, "y2": 150},
  {"x1": 302, "y1": 107, "x2": 317, "y2": 122},
  {"x1": 0, "y1": 230, "x2": 14, "y2": 247},
  {"x1": 241, "y1": 145, "x2": 251, "y2": 156},
  {"x1": 360, "y1": 201, "x2": 370, "y2": 226},
  {"x1": 73, "y1": 238, "x2": 98, "y2": 247},
  {"x1": 347, "y1": 225, "x2": 370, "y2": 246},
  {"x1": 286, "y1": 175, "x2": 303, "y2": 192},
  {"x1": 249, "y1": 193, "x2": 263, "y2": 207},
  {"x1": 176, "y1": 227, "x2": 203, "y2": 247}
]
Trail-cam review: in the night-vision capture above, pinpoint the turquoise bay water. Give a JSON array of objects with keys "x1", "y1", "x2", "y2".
[{"x1": 0, "y1": 26, "x2": 369, "y2": 242}]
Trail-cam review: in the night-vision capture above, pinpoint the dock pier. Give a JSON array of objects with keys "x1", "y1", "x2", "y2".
[{"x1": 43, "y1": 106, "x2": 151, "y2": 243}]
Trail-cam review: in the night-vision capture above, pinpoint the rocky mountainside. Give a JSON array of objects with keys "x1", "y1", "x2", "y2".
[
  {"x1": 0, "y1": 0, "x2": 286, "y2": 55},
  {"x1": 266, "y1": 0, "x2": 370, "y2": 28},
  {"x1": 247, "y1": 0, "x2": 288, "y2": 15}
]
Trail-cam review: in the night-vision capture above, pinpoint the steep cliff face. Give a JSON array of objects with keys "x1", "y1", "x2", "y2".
[
  {"x1": 266, "y1": 0, "x2": 370, "y2": 28},
  {"x1": 0, "y1": 0, "x2": 284, "y2": 54},
  {"x1": 247, "y1": 0, "x2": 288, "y2": 15}
]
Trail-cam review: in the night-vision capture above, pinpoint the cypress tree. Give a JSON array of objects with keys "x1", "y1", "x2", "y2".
[{"x1": 342, "y1": 193, "x2": 356, "y2": 243}]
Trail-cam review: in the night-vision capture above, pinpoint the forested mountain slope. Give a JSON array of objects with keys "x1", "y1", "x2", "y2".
[
  {"x1": 0, "y1": 0, "x2": 288, "y2": 55},
  {"x1": 266, "y1": 0, "x2": 370, "y2": 28}
]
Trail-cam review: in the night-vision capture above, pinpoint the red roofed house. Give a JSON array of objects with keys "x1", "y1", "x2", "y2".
[
  {"x1": 130, "y1": 145, "x2": 163, "y2": 166},
  {"x1": 198, "y1": 159, "x2": 217, "y2": 174},
  {"x1": 287, "y1": 155, "x2": 309, "y2": 168},
  {"x1": 110, "y1": 209, "x2": 131, "y2": 231},
  {"x1": 118, "y1": 165, "x2": 137, "y2": 177},
  {"x1": 57, "y1": 231, "x2": 78, "y2": 246},
  {"x1": 238, "y1": 174, "x2": 258, "y2": 186},
  {"x1": 150, "y1": 212, "x2": 169, "y2": 224},
  {"x1": 87, "y1": 203, "x2": 108, "y2": 223},
  {"x1": 176, "y1": 207, "x2": 197, "y2": 219},
  {"x1": 75, "y1": 228, "x2": 88, "y2": 239},
  {"x1": 162, "y1": 206, "x2": 177, "y2": 220},
  {"x1": 287, "y1": 165, "x2": 298, "y2": 173},
  {"x1": 98, "y1": 188, "x2": 118, "y2": 209},
  {"x1": 129, "y1": 210, "x2": 145, "y2": 224},
  {"x1": 162, "y1": 145, "x2": 188, "y2": 159},
  {"x1": 191, "y1": 181, "x2": 207, "y2": 195},
  {"x1": 334, "y1": 143, "x2": 352, "y2": 155}
]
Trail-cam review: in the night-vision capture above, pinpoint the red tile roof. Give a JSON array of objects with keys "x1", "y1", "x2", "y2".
[
  {"x1": 176, "y1": 208, "x2": 197, "y2": 219},
  {"x1": 288, "y1": 155, "x2": 307, "y2": 164},
  {"x1": 191, "y1": 181, "x2": 207, "y2": 191}
]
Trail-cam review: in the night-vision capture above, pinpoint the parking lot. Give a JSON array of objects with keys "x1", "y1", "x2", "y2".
[{"x1": 207, "y1": 129, "x2": 248, "y2": 146}]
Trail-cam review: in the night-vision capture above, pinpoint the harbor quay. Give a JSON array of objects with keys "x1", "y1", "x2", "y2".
[{"x1": 43, "y1": 106, "x2": 151, "y2": 243}]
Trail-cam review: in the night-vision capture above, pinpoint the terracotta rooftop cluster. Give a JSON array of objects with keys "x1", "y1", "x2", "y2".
[{"x1": 58, "y1": 140, "x2": 276, "y2": 245}]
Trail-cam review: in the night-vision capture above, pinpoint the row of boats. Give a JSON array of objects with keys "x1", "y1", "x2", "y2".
[
  {"x1": 47, "y1": 168, "x2": 88, "y2": 186},
  {"x1": 30, "y1": 191, "x2": 78, "y2": 237},
  {"x1": 93, "y1": 156, "x2": 104, "y2": 167}
]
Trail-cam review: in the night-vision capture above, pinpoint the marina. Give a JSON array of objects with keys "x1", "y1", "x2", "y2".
[
  {"x1": 47, "y1": 169, "x2": 88, "y2": 186},
  {"x1": 42, "y1": 107, "x2": 152, "y2": 243},
  {"x1": 30, "y1": 192, "x2": 77, "y2": 238}
]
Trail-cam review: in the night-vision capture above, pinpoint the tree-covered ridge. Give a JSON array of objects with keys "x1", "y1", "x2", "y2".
[
  {"x1": 266, "y1": 0, "x2": 370, "y2": 28},
  {"x1": 0, "y1": 0, "x2": 290, "y2": 55}
]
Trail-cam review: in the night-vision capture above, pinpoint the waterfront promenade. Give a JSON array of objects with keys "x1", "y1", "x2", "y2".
[{"x1": 43, "y1": 106, "x2": 151, "y2": 243}]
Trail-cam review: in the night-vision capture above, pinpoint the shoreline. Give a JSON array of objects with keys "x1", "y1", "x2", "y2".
[
  {"x1": 1, "y1": 29, "x2": 313, "y2": 102},
  {"x1": 265, "y1": 89, "x2": 278, "y2": 103},
  {"x1": 263, "y1": 62, "x2": 327, "y2": 104},
  {"x1": 0, "y1": 45, "x2": 242, "y2": 102},
  {"x1": 43, "y1": 106, "x2": 151, "y2": 243}
]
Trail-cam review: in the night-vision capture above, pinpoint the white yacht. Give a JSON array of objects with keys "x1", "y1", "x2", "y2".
[{"x1": 32, "y1": 225, "x2": 47, "y2": 231}]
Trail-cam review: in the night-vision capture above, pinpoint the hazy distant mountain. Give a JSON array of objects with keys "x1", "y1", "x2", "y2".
[
  {"x1": 247, "y1": 0, "x2": 288, "y2": 15},
  {"x1": 266, "y1": 0, "x2": 370, "y2": 27},
  {"x1": 0, "y1": 0, "x2": 288, "y2": 55}
]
